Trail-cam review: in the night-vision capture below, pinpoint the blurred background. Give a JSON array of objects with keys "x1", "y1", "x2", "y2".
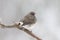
[{"x1": 0, "y1": 0, "x2": 60, "y2": 40}]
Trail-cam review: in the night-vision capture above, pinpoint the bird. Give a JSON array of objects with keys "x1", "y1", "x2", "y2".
[
  {"x1": 20, "y1": 11, "x2": 37, "y2": 26},
  {"x1": 17, "y1": 11, "x2": 37, "y2": 31}
]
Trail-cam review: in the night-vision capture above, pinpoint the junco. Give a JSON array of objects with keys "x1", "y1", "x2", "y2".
[
  {"x1": 20, "y1": 11, "x2": 37, "y2": 26},
  {"x1": 17, "y1": 12, "x2": 37, "y2": 31}
]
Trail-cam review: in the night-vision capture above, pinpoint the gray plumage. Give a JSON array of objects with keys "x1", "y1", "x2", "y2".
[{"x1": 20, "y1": 12, "x2": 37, "y2": 26}]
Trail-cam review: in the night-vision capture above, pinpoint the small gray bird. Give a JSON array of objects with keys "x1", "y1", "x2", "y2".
[{"x1": 20, "y1": 11, "x2": 37, "y2": 27}]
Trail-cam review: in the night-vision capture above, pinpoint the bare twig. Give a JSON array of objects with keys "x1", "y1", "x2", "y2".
[
  {"x1": 0, "y1": 23, "x2": 42, "y2": 40},
  {"x1": 0, "y1": 23, "x2": 19, "y2": 28},
  {"x1": 17, "y1": 27, "x2": 42, "y2": 40}
]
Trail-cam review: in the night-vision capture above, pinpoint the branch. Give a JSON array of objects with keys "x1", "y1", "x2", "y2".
[
  {"x1": 17, "y1": 27, "x2": 42, "y2": 40},
  {"x1": 0, "y1": 23, "x2": 19, "y2": 28},
  {"x1": 0, "y1": 23, "x2": 42, "y2": 40}
]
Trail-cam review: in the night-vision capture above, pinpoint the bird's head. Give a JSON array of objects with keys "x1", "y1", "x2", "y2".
[{"x1": 30, "y1": 12, "x2": 35, "y2": 16}]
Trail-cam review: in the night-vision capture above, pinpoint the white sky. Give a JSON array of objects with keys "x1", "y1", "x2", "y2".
[{"x1": 0, "y1": 0, "x2": 60, "y2": 40}]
